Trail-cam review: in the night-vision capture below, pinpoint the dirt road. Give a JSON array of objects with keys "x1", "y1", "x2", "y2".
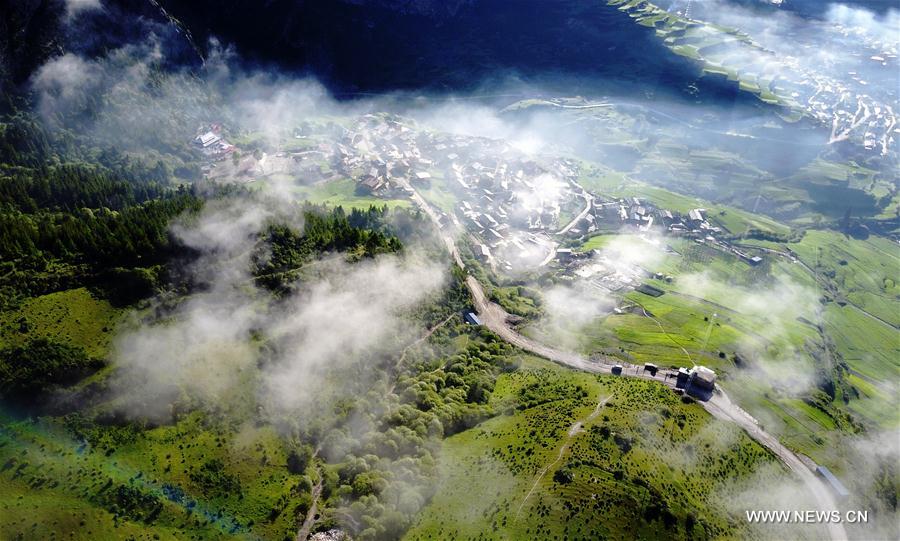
[
  {"x1": 296, "y1": 467, "x2": 324, "y2": 541},
  {"x1": 407, "y1": 182, "x2": 848, "y2": 541},
  {"x1": 557, "y1": 190, "x2": 594, "y2": 235},
  {"x1": 470, "y1": 274, "x2": 847, "y2": 540}
]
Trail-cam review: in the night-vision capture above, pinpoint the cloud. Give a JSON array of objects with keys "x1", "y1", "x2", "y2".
[
  {"x1": 716, "y1": 461, "x2": 832, "y2": 541},
  {"x1": 717, "y1": 427, "x2": 900, "y2": 540},
  {"x1": 839, "y1": 429, "x2": 900, "y2": 540},
  {"x1": 31, "y1": 53, "x2": 101, "y2": 119},
  {"x1": 262, "y1": 254, "x2": 445, "y2": 415},
  {"x1": 677, "y1": 271, "x2": 822, "y2": 393},
  {"x1": 532, "y1": 231, "x2": 667, "y2": 350},
  {"x1": 536, "y1": 283, "x2": 614, "y2": 350},
  {"x1": 65, "y1": 0, "x2": 102, "y2": 17},
  {"x1": 825, "y1": 4, "x2": 900, "y2": 47},
  {"x1": 229, "y1": 76, "x2": 337, "y2": 147},
  {"x1": 108, "y1": 195, "x2": 444, "y2": 422},
  {"x1": 543, "y1": 284, "x2": 611, "y2": 328},
  {"x1": 600, "y1": 232, "x2": 667, "y2": 271},
  {"x1": 107, "y1": 199, "x2": 275, "y2": 420}
]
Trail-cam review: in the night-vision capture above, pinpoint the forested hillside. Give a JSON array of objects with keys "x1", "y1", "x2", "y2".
[
  {"x1": 0, "y1": 86, "x2": 513, "y2": 540},
  {"x1": 0, "y1": 113, "x2": 203, "y2": 308}
]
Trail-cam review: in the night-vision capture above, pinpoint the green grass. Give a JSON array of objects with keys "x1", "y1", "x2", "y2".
[
  {"x1": 723, "y1": 384, "x2": 836, "y2": 461},
  {"x1": 532, "y1": 239, "x2": 817, "y2": 372},
  {"x1": 416, "y1": 173, "x2": 458, "y2": 214},
  {"x1": 0, "y1": 408, "x2": 307, "y2": 540},
  {"x1": 0, "y1": 479, "x2": 186, "y2": 541},
  {"x1": 406, "y1": 357, "x2": 782, "y2": 540},
  {"x1": 576, "y1": 233, "x2": 617, "y2": 252},
  {"x1": 528, "y1": 227, "x2": 897, "y2": 454},
  {"x1": 825, "y1": 304, "x2": 899, "y2": 384},
  {"x1": 578, "y1": 170, "x2": 789, "y2": 236},
  {"x1": 285, "y1": 177, "x2": 412, "y2": 210},
  {"x1": 788, "y1": 230, "x2": 900, "y2": 327},
  {"x1": 0, "y1": 288, "x2": 123, "y2": 358},
  {"x1": 491, "y1": 286, "x2": 542, "y2": 319}
]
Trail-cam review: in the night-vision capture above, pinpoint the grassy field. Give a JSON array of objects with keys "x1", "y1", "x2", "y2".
[
  {"x1": 287, "y1": 177, "x2": 412, "y2": 210},
  {"x1": 0, "y1": 407, "x2": 308, "y2": 541},
  {"x1": 578, "y1": 168, "x2": 790, "y2": 236},
  {"x1": 0, "y1": 279, "x2": 305, "y2": 540},
  {"x1": 406, "y1": 357, "x2": 786, "y2": 540},
  {"x1": 0, "y1": 288, "x2": 124, "y2": 358},
  {"x1": 576, "y1": 233, "x2": 618, "y2": 253},
  {"x1": 533, "y1": 225, "x2": 897, "y2": 456},
  {"x1": 539, "y1": 236, "x2": 816, "y2": 371},
  {"x1": 787, "y1": 230, "x2": 900, "y2": 327},
  {"x1": 417, "y1": 171, "x2": 459, "y2": 214}
]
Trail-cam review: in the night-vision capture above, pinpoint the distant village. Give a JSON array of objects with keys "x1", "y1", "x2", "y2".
[
  {"x1": 191, "y1": 115, "x2": 797, "y2": 416},
  {"x1": 194, "y1": 113, "x2": 769, "y2": 299}
]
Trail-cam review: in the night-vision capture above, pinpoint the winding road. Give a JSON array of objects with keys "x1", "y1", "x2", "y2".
[{"x1": 401, "y1": 179, "x2": 849, "y2": 541}]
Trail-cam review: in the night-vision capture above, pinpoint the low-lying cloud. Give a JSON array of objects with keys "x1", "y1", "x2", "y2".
[
  {"x1": 678, "y1": 271, "x2": 822, "y2": 394},
  {"x1": 109, "y1": 196, "x2": 444, "y2": 422}
]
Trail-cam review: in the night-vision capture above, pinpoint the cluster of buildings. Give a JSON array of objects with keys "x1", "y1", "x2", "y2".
[
  {"x1": 586, "y1": 197, "x2": 722, "y2": 240},
  {"x1": 329, "y1": 114, "x2": 592, "y2": 272},
  {"x1": 268, "y1": 113, "x2": 770, "y2": 281},
  {"x1": 193, "y1": 124, "x2": 235, "y2": 157},
  {"x1": 197, "y1": 112, "x2": 768, "y2": 283},
  {"x1": 553, "y1": 197, "x2": 764, "y2": 298},
  {"x1": 675, "y1": 365, "x2": 717, "y2": 399},
  {"x1": 662, "y1": 0, "x2": 899, "y2": 157}
]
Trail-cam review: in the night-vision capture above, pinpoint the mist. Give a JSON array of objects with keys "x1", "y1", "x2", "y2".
[{"x1": 8, "y1": 3, "x2": 897, "y2": 539}]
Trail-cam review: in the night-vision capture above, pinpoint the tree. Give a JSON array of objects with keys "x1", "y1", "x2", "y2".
[{"x1": 0, "y1": 338, "x2": 103, "y2": 403}]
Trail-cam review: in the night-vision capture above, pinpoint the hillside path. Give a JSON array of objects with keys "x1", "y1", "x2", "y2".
[{"x1": 404, "y1": 180, "x2": 848, "y2": 541}]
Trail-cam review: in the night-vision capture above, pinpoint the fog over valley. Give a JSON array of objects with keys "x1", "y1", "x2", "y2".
[{"x1": 0, "y1": 1, "x2": 897, "y2": 540}]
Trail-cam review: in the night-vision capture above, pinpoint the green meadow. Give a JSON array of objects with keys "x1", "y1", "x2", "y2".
[
  {"x1": 286, "y1": 177, "x2": 412, "y2": 210},
  {"x1": 0, "y1": 288, "x2": 123, "y2": 358},
  {"x1": 407, "y1": 357, "x2": 784, "y2": 541}
]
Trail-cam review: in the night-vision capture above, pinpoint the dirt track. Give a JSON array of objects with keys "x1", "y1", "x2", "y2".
[{"x1": 406, "y1": 182, "x2": 848, "y2": 541}]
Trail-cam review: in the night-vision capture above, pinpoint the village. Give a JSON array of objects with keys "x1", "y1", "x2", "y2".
[
  {"x1": 334, "y1": 114, "x2": 769, "y2": 288},
  {"x1": 194, "y1": 113, "x2": 770, "y2": 300},
  {"x1": 188, "y1": 112, "x2": 867, "y2": 510}
]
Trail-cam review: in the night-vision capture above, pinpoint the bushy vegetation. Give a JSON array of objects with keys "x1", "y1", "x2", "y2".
[
  {"x1": 0, "y1": 338, "x2": 103, "y2": 405},
  {"x1": 253, "y1": 205, "x2": 405, "y2": 291},
  {"x1": 0, "y1": 109, "x2": 524, "y2": 540},
  {"x1": 408, "y1": 359, "x2": 783, "y2": 540}
]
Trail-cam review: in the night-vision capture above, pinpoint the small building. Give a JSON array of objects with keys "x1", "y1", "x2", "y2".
[
  {"x1": 194, "y1": 131, "x2": 221, "y2": 148},
  {"x1": 611, "y1": 365, "x2": 623, "y2": 376},
  {"x1": 556, "y1": 248, "x2": 575, "y2": 262},
  {"x1": 688, "y1": 209, "x2": 705, "y2": 223},
  {"x1": 463, "y1": 312, "x2": 482, "y2": 325},
  {"x1": 690, "y1": 366, "x2": 716, "y2": 390},
  {"x1": 815, "y1": 466, "x2": 850, "y2": 500},
  {"x1": 669, "y1": 223, "x2": 687, "y2": 235},
  {"x1": 474, "y1": 243, "x2": 491, "y2": 262},
  {"x1": 357, "y1": 176, "x2": 383, "y2": 194},
  {"x1": 643, "y1": 363, "x2": 658, "y2": 376},
  {"x1": 748, "y1": 256, "x2": 764, "y2": 266}
]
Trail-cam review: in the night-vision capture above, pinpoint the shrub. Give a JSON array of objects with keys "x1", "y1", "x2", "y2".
[{"x1": 0, "y1": 338, "x2": 103, "y2": 403}]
